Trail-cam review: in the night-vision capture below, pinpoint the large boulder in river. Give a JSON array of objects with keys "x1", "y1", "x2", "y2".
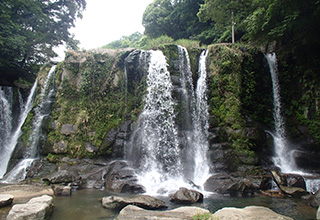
[
  {"x1": 170, "y1": 187, "x2": 203, "y2": 204},
  {"x1": 104, "y1": 160, "x2": 145, "y2": 194},
  {"x1": 102, "y1": 195, "x2": 167, "y2": 210},
  {"x1": 116, "y1": 205, "x2": 210, "y2": 220},
  {"x1": 6, "y1": 195, "x2": 54, "y2": 220},
  {"x1": 212, "y1": 206, "x2": 293, "y2": 220}
]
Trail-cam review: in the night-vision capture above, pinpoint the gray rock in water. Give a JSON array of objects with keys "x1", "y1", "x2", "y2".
[
  {"x1": 116, "y1": 205, "x2": 210, "y2": 220},
  {"x1": 102, "y1": 195, "x2": 167, "y2": 210},
  {"x1": 6, "y1": 195, "x2": 53, "y2": 220},
  {"x1": 170, "y1": 187, "x2": 203, "y2": 204},
  {"x1": 212, "y1": 206, "x2": 293, "y2": 220},
  {"x1": 0, "y1": 194, "x2": 14, "y2": 207},
  {"x1": 52, "y1": 185, "x2": 72, "y2": 196}
]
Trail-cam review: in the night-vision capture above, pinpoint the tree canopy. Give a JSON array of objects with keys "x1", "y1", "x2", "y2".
[{"x1": 0, "y1": 0, "x2": 86, "y2": 85}]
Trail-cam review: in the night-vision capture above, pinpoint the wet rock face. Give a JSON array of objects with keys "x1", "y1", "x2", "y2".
[{"x1": 104, "y1": 160, "x2": 145, "y2": 194}]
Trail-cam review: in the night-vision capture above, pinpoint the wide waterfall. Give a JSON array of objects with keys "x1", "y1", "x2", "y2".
[
  {"x1": 0, "y1": 82, "x2": 37, "y2": 178},
  {"x1": 3, "y1": 65, "x2": 56, "y2": 182},
  {"x1": 127, "y1": 48, "x2": 211, "y2": 195},
  {"x1": 266, "y1": 53, "x2": 298, "y2": 173}
]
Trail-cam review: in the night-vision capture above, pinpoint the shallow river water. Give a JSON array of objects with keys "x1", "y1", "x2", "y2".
[{"x1": 49, "y1": 189, "x2": 316, "y2": 220}]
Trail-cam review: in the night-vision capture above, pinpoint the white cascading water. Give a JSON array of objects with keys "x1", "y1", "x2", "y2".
[
  {"x1": 177, "y1": 46, "x2": 210, "y2": 185},
  {"x1": 3, "y1": 65, "x2": 56, "y2": 182},
  {"x1": 0, "y1": 81, "x2": 37, "y2": 179},
  {"x1": 0, "y1": 87, "x2": 13, "y2": 158},
  {"x1": 129, "y1": 48, "x2": 211, "y2": 195},
  {"x1": 193, "y1": 49, "x2": 210, "y2": 185},
  {"x1": 131, "y1": 50, "x2": 184, "y2": 195},
  {"x1": 266, "y1": 53, "x2": 298, "y2": 173},
  {"x1": 267, "y1": 53, "x2": 320, "y2": 192}
]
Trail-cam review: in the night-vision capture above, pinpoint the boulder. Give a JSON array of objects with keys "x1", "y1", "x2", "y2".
[
  {"x1": 310, "y1": 190, "x2": 320, "y2": 208},
  {"x1": 102, "y1": 195, "x2": 167, "y2": 210},
  {"x1": 6, "y1": 195, "x2": 54, "y2": 220},
  {"x1": 104, "y1": 160, "x2": 145, "y2": 194},
  {"x1": 52, "y1": 140, "x2": 68, "y2": 154},
  {"x1": 43, "y1": 170, "x2": 79, "y2": 184},
  {"x1": 170, "y1": 187, "x2": 203, "y2": 204},
  {"x1": 52, "y1": 185, "x2": 72, "y2": 196},
  {"x1": 0, "y1": 194, "x2": 14, "y2": 207},
  {"x1": 204, "y1": 174, "x2": 234, "y2": 194},
  {"x1": 279, "y1": 185, "x2": 309, "y2": 198},
  {"x1": 204, "y1": 174, "x2": 261, "y2": 196},
  {"x1": 212, "y1": 206, "x2": 293, "y2": 220},
  {"x1": 116, "y1": 205, "x2": 210, "y2": 220},
  {"x1": 60, "y1": 124, "x2": 77, "y2": 135}
]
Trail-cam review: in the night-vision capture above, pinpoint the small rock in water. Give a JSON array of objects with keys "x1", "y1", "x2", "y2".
[
  {"x1": 0, "y1": 194, "x2": 14, "y2": 207},
  {"x1": 52, "y1": 185, "x2": 72, "y2": 196},
  {"x1": 170, "y1": 187, "x2": 203, "y2": 204}
]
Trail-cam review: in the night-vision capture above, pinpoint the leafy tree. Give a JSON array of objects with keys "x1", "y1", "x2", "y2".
[
  {"x1": 142, "y1": 0, "x2": 214, "y2": 42},
  {"x1": 0, "y1": 0, "x2": 86, "y2": 85}
]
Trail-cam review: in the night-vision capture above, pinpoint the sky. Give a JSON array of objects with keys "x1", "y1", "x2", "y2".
[{"x1": 71, "y1": 0, "x2": 154, "y2": 49}]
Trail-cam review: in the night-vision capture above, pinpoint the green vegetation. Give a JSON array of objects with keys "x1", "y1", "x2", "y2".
[{"x1": 193, "y1": 212, "x2": 214, "y2": 220}]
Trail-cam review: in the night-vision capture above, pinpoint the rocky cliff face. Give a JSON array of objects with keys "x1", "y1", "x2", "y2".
[{"x1": 15, "y1": 44, "x2": 320, "y2": 175}]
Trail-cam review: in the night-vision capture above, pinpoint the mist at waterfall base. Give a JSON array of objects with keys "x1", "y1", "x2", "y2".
[
  {"x1": 266, "y1": 53, "x2": 320, "y2": 192},
  {"x1": 126, "y1": 48, "x2": 211, "y2": 196},
  {"x1": 0, "y1": 66, "x2": 56, "y2": 182}
]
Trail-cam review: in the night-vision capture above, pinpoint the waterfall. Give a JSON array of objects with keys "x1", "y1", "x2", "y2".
[
  {"x1": 127, "y1": 48, "x2": 211, "y2": 195},
  {"x1": 129, "y1": 50, "x2": 183, "y2": 195},
  {"x1": 0, "y1": 81, "x2": 37, "y2": 178},
  {"x1": 0, "y1": 87, "x2": 13, "y2": 156},
  {"x1": 193, "y1": 49, "x2": 210, "y2": 185},
  {"x1": 177, "y1": 46, "x2": 210, "y2": 185},
  {"x1": 3, "y1": 65, "x2": 56, "y2": 182},
  {"x1": 266, "y1": 53, "x2": 298, "y2": 173}
]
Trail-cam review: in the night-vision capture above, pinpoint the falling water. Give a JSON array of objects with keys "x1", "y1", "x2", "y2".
[
  {"x1": 3, "y1": 65, "x2": 56, "y2": 182},
  {"x1": 266, "y1": 53, "x2": 297, "y2": 173},
  {"x1": 177, "y1": 46, "x2": 211, "y2": 185},
  {"x1": 193, "y1": 49, "x2": 210, "y2": 185},
  {"x1": 0, "y1": 87, "x2": 13, "y2": 155},
  {"x1": 130, "y1": 50, "x2": 183, "y2": 195},
  {"x1": 0, "y1": 81, "x2": 37, "y2": 178}
]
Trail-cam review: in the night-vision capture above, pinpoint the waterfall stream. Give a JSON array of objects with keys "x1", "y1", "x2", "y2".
[
  {"x1": 3, "y1": 65, "x2": 56, "y2": 182},
  {"x1": 266, "y1": 53, "x2": 298, "y2": 173},
  {"x1": 267, "y1": 53, "x2": 320, "y2": 192},
  {"x1": 128, "y1": 48, "x2": 211, "y2": 195},
  {"x1": 0, "y1": 82, "x2": 37, "y2": 179},
  {"x1": 193, "y1": 49, "x2": 210, "y2": 185}
]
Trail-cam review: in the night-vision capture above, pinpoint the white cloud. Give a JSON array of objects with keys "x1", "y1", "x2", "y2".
[{"x1": 71, "y1": 0, "x2": 153, "y2": 49}]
